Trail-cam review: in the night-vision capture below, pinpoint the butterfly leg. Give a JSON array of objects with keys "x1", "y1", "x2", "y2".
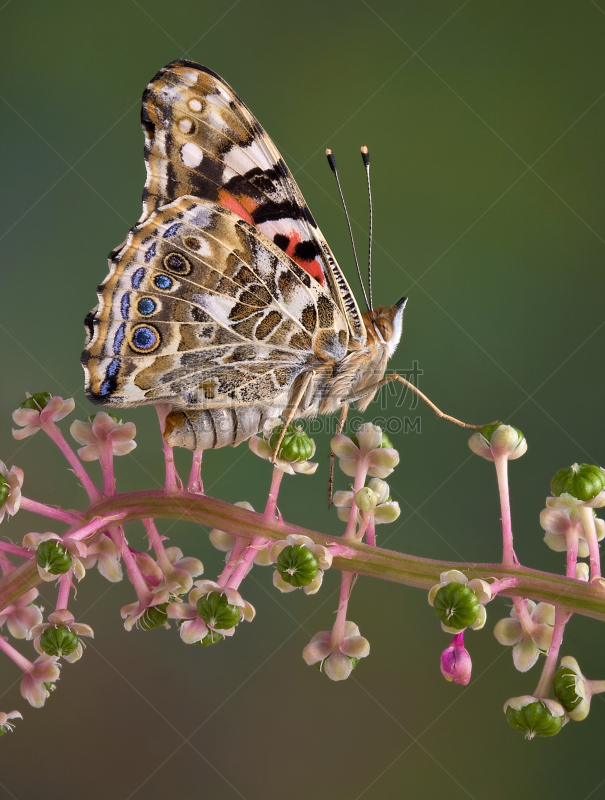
[
  {"x1": 271, "y1": 370, "x2": 316, "y2": 463},
  {"x1": 328, "y1": 403, "x2": 349, "y2": 507},
  {"x1": 341, "y1": 373, "x2": 492, "y2": 430}
]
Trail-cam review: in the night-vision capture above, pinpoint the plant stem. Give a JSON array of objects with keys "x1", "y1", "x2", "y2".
[
  {"x1": 155, "y1": 405, "x2": 180, "y2": 492},
  {"x1": 579, "y1": 505, "x2": 601, "y2": 581},
  {"x1": 534, "y1": 606, "x2": 567, "y2": 698},
  {"x1": 494, "y1": 454, "x2": 514, "y2": 567},
  {"x1": 43, "y1": 423, "x2": 100, "y2": 502},
  {"x1": 19, "y1": 497, "x2": 82, "y2": 524},
  {"x1": 188, "y1": 451, "x2": 204, "y2": 493}
]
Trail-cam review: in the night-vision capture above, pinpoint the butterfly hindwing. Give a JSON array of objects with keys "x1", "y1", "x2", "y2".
[
  {"x1": 83, "y1": 197, "x2": 349, "y2": 409},
  {"x1": 140, "y1": 59, "x2": 366, "y2": 344}
]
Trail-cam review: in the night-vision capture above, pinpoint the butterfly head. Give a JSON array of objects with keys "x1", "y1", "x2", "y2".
[{"x1": 362, "y1": 297, "x2": 407, "y2": 358}]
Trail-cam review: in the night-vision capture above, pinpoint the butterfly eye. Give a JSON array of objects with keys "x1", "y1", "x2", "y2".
[
  {"x1": 163, "y1": 252, "x2": 191, "y2": 275},
  {"x1": 375, "y1": 318, "x2": 393, "y2": 342}
]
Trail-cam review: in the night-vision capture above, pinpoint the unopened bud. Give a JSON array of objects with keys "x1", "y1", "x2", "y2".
[
  {"x1": 551, "y1": 463, "x2": 605, "y2": 503},
  {"x1": 276, "y1": 545, "x2": 319, "y2": 587},
  {"x1": 39, "y1": 626, "x2": 79, "y2": 657},
  {"x1": 36, "y1": 541, "x2": 72, "y2": 575},
  {"x1": 354, "y1": 487, "x2": 378, "y2": 512}
]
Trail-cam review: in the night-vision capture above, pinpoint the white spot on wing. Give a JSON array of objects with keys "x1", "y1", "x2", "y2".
[
  {"x1": 190, "y1": 293, "x2": 235, "y2": 320},
  {"x1": 181, "y1": 142, "x2": 203, "y2": 168},
  {"x1": 188, "y1": 98, "x2": 202, "y2": 112},
  {"x1": 179, "y1": 118, "x2": 193, "y2": 133}
]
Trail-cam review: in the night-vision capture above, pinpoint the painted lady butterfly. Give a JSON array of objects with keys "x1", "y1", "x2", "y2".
[{"x1": 82, "y1": 60, "x2": 407, "y2": 451}]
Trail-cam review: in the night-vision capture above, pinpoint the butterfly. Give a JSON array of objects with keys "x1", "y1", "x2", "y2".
[{"x1": 82, "y1": 59, "x2": 407, "y2": 453}]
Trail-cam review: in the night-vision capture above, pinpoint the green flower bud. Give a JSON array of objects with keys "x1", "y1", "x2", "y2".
[
  {"x1": 351, "y1": 432, "x2": 393, "y2": 449},
  {"x1": 36, "y1": 541, "x2": 72, "y2": 575},
  {"x1": 433, "y1": 583, "x2": 480, "y2": 630},
  {"x1": 0, "y1": 476, "x2": 9, "y2": 507},
  {"x1": 196, "y1": 592, "x2": 240, "y2": 630},
  {"x1": 0, "y1": 726, "x2": 5, "y2": 737},
  {"x1": 505, "y1": 699, "x2": 564, "y2": 739},
  {"x1": 276, "y1": 545, "x2": 319, "y2": 587},
  {"x1": 269, "y1": 423, "x2": 314, "y2": 462},
  {"x1": 553, "y1": 667, "x2": 583, "y2": 713},
  {"x1": 39, "y1": 626, "x2": 79, "y2": 657},
  {"x1": 19, "y1": 392, "x2": 52, "y2": 411},
  {"x1": 139, "y1": 603, "x2": 168, "y2": 631},
  {"x1": 354, "y1": 487, "x2": 378, "y2": 512},
  {"x1": 551, "y1": 463, "x2": 605, "y2": 503},
  {"x1": 197, "y1": 630, "x2": 223, "y2": 646}
]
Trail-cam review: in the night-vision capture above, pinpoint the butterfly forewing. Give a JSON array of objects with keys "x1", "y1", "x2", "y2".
[{"x1": 139, "y1": 59, "x2": 365, "y2": 343}]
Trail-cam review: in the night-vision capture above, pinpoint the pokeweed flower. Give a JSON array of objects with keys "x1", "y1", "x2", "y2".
[
  {"x1": 428, "y1": 570, "x2": 491, "y2": 633},
  {"x1": 269, "y1": 534, "x2": 333, "y2": 595},
  {"x1": 440, "y1": 631, "x2": 472, "y2": 685},
  {"x1": 0, "y1": 588, "x2": 43, "y2": 639},
  {"x1": 468, "y1": 423, "x2": 527, "y2": 462},
  {"x1": 493, "y1": 600, "x2": 555, "y2": 672},
  {"x1": 29, "y1": 609, "x2": 94, "y2": 663},
  {"x1": 70, "y1": 412, "x2": 137, "y2": 461},
  {"x1": 540, "y1": 496, "x2": 605, "y2": 556},
  {"x1": 167, "y1": 579, "x2": 255, "y2": 643},
  {"x1": 333, "y1": 478, "x2": 400, "y2": 525},
  {"x1": 159, "y1": 546, "x2": 204, "y2": 595},
  {"x1": 553, "y1": 656, "x2": 605, "y2": 722},
  {"x1": 249, "y1": 419, "x2": 318, "y2": 475},
  {"x1": 331, "y1": 423, "x2": 399, "y2": 479},
  {"x1": 81, "y1": 534, "x2": 123, "y2": 582},
  {"x1": 21, "y1": 655, "x2": 61, "y2": 708},
  {"x1": 504, "y1": 695, "x2": 567, "y2": 739},
  {"x1": 302, "y1": 621, "x2": 370, "y2": 681},
  {"x1": 12, "y1": 393, "x2": 75, "y2": 440},
  {"x1": 24, "y1": 532, "x2": 86, "y2": 582},
  {"x1": 209, "y1": 502, "x2": 272, "y2": 566},
  {"x1": 550, "y1": 463, "x2": 605, "y2": 507},
  {"x1": 0, "y1": 460, "x2": 23, "y2": 524},
  {"x1": 576, "y1": 563, "x2": 590, "y2": 581},
  {"x1": 0, "y1": 710, "x2": 22, "y2": 735}
]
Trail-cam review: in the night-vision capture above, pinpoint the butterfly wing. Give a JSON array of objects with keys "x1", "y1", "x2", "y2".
[
  {"x1": 138, "y1": 59, "x2": 366, "y2": 345},
  {"x1": 83, "y1": 197, "x2": 349, "y2": 410}
]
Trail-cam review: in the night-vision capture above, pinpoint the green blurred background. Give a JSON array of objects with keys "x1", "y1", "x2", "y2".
[{"x1": 1, "y1": 1, "x2": 604, "y2": 797}]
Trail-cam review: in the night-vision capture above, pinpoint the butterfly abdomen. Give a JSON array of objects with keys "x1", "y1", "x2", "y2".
[{"x1": 164, "y1": 406, "x2": 270, "y2": 450}]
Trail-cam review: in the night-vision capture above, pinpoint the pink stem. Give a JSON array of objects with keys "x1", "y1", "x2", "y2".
[
  {"x1": 109, "y1": 526, "x2": 151, "y2": 604},
  {"x1": 0, "y1": 541, "x2": 34, "y2": 559},
  {"x1": 534, "y1": 606, "x2": 567, "y2": 698},
  {"x1": 0, "y1": 552, "x2": 15, "y2": 576},
  {"x1": 55, "y1": 570, "x2": 73, "y2": 610},
  {"x1": 331, "y1": 571, "x2": 354, "y2": 646},
  {"x1": 0, "y1": 635, "x2": 34, "y2": 673},
  {"x1": 143, "y1": 519, "x2": 172, "y2": 574},
  {"x1": 494, "y1": 454, "x2": 514, "y2": 567},
  {"x1": 365, "y1": 516, "x2": 376, "y2": 547},
  {"x1": 98, "y1": 442, "x2": 116, "y2": 496},
  {"x1": 579, "y1": 506, "x2": 601, "y2": 581},
  {"x1": 489, "y1": 577, "x2": 518, "y2": 597},
  {"x1": 263, "y1": 467, "x2": 285, "y2": 520},
  {"x1": 66, "y1": 512, "x2": 128, "y2": 541},
  {"x1": 19, "y1": 497, "x2": 82, "y2": 524},
  {"x1": 43, "y1": 422, "x2": 101, "y2": 502},
  {"x1": 155, "y1": 404, "x2": 180, "y2": 492},
  {"x1": 188, "y1": 451, "x2": 204, "y2": 494},
  {"x1": 566, "y1": 529, "x2": 579, "y2": 579},
  {"x1": 513, "y1": 597, "x2": 534, "y2": 633},
  {"x1": 216, "y1": 537, "x2": 249, "y2": 587},
  {"x1": 344, "y1": 459, "x2": 369, "y2": 540}
]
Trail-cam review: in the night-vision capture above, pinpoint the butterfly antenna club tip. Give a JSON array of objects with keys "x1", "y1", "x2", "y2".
[
  {"x1": 326, "y1": 147, "x2": 370, "y2": 310},
  {"x1": 361, "y1": 145, "x2": 373, "y2": 308}
]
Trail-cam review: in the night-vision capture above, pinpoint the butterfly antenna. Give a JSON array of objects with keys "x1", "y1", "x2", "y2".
[
  {"x1": 326, "y1": 148, "x2": 370, "y2": 310},
  {"x1": 361, "y1": 145, "x2": 373, "y2": 309}
]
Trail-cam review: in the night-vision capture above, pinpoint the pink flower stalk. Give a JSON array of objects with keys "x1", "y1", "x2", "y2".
[
  {"x1": 0, "y1": 588, "x2": 43, "y2": 639},
  {"x1": 0, "y1": 461, "x2": 23, "y2": 524},
  {"x1": 440, "y1": 632, "x2": 472, "y2": 685},
  {"x1": 155, "y1": 404, "x2": 181, "y2": 491}
]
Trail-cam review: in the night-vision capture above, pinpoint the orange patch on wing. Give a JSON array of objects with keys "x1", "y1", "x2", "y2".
[
  {"x1": 284, "y1": 232, "x2": 325, "y2": 286},
  {"x1": 217, "y1": 190, "x2": 255, "y2": 225}
]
